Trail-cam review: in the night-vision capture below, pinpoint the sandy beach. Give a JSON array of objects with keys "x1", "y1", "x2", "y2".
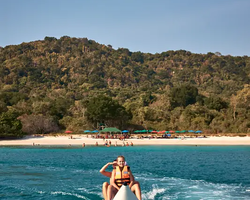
[{"x1": 1, "y1": 135, "x2": 250, "y2": 146}]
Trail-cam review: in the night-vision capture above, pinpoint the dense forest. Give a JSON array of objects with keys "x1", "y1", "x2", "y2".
[{"x1": 0, "y1": 36, "x2": 250, "y2": 138}]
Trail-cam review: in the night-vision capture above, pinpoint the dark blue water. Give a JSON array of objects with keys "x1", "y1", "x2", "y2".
[{"x1": 1, "y1": 145, "x2": 250, "y2": 199}]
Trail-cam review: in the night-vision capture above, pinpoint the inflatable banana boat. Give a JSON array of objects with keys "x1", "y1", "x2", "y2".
[{"x1": 113, "y1": 184, "x2": 138, "y2": 200}]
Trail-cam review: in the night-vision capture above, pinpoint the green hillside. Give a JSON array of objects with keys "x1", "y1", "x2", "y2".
[{"x1": 1, "y1": 36, "x2": 250, "y2": 137}]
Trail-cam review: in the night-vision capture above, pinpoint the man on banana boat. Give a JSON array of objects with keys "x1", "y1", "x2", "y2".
[{"x1": 100, "y1": 156, "x2": 141, "y2": 200}]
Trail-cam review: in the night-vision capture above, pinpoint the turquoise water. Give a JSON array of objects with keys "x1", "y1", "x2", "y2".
[{"x1": 1, "y1": 145, "x2": 250, "y2": 200}]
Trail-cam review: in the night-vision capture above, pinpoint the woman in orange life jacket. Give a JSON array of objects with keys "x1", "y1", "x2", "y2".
[
  {"x1": 100, "y1": 159, "x2": 141, "y2": 200},
  {"x1": 107, "y1": 156, "x2": 141, "y2": 200}
]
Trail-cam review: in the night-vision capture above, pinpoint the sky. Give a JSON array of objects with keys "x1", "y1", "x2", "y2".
[{"x1": 1, "y1": 0, "x2": 250, "y2": 56}]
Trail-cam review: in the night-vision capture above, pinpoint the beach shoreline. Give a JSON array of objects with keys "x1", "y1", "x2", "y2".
[{"x1": 1, "y1": 135, "x2": 250, "y2": 146}]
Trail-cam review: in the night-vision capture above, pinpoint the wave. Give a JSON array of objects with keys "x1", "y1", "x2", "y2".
[
  {"x1": 45, "y1": 166, "x2": 66, "y2": 172},
  {"x1": 71, "y1": 169, "x2": 98, "y2": 174},
  {"x1": 37, "y1": 191, "x2": 45, "y2": 194},
  {"x1": 137, "y1": 175, "x2": 250, "y2": 199},
  {"x1": 77, "y1": 187, "x2": 102, "y2": 197},
  {"x1": 142, "y1": 184, "x2": 167, "y2": 199},
  {"x1": 51, "y1": 191, "x2": 90, "y2": 199}
]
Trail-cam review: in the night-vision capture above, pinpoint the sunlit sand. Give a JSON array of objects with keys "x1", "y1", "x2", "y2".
[{"x1": 1, "y1": 135, "x2": 250, "y2": 146}]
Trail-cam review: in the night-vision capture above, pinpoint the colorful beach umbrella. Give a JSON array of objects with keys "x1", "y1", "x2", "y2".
[
  {"x1": 157, "y1": 130, "x2": 165, "y2": 134},
  {"x1": 188, "y1": 130, "x2": 195, "y2": 133},
  {"x1": 100, "y1": 127, "x2": 121, "y2": 133},
  {"x1": 195, "y1": 130, "x2": 202, "y2": 133},
  {"x1": 92, "y1": 130, "x2": 99, "y2": 133},
  {"x1": 175, "y1": 131, "x2": 181, "y2": 133},
  {"x1": 180, "y1": 130, "x2": 187, "y2": 133},
  {"x1": 65, "y1": 130, "x2": 73, "y2": 133},
  {"x1": 122, "y1": 130, "x2": 129, "y2": 133},
  {"x1": 84, "y1": 130, "x2": 91, "y2": 133},
  {"x1": 151, "y1": 130, "x2": 158, "y2": 133}
]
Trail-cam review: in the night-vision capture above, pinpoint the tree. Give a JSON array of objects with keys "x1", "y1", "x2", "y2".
[
  {"x1": 0, "y1": 100, "x2": 7, "y2": 113},
  {"x1": 204, "y1": 96, "x2": 228, "y2": 111},
  {"x1": 0, "y1": 111, "x2": 24, "y2": 138},
  {"x1": 170, "y1": 85, "x2": 199, "y2": 108},
  {"x1": 230, "y1": 84, "x2": 250, "y2": 120},
  {"x1": 85, "y1": 95, "x2": 132, "y2": 128},
  {"x1": 131, "y1": 51, "x2": 144, "y2": 63},
  {"x1": 140, "y1": 92, "x2": 156, "y2": 106},
  {"x1": 0, "y1": 92, "x2": 28, "y2": 106},
  {"x1": 18, "y1": 114, "x2": 59, "y2": 134},
  {"x1": 49, "y1": 97, "x2": 72, "y2": 120},
  {"x1": 44, "y1": 36, "x2": 57, "y2": 42}
]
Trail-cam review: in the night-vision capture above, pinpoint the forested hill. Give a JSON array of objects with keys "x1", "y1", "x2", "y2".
[{"x1": 0, "y1": 36, "x2": 250, "y2": 137}]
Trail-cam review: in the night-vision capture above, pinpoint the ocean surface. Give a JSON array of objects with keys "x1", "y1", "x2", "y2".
[{"x1": 1, "y1": 145, "x2": 250, "y2": 200}]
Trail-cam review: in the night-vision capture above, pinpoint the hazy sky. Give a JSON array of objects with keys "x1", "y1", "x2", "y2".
[{"x1": 1, "y1": 0, "x2": 250, "y2": 56}]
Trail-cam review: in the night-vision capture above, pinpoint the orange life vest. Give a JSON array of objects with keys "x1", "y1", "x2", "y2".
[{"x1": 115, "y1": 166, "x2": 130, "y2": 187}]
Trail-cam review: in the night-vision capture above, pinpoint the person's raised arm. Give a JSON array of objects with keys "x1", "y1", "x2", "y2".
[
  {"x1": 99, "y1": 162, "x2": 114, "y2": 177},
  {"x1": 110, "y1": 169, "x2": 120, "y2": 190}
]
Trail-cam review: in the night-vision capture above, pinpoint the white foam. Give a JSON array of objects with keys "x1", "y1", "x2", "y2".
[
  {"x1": 45, "y1": 166, "x2": 65, "y2": 172},
  {"x1": 77, "y1": 187, "x2": 103, "y2": 198},
  {"x1": 138, "y1": 175, "x2": 249, "y2": 199},
  {"x1": 142, "y1": 184, "x2": 167, "y2": 199},
  {"x1": 51, "y1": 191, "x2": 90, "y2": 199},
  {"x1": 37, "y1": 191, "x2": 45, "y2": 194},
  {"x1": 72, "y1": 169, "x2": 98, "y2": 174}
]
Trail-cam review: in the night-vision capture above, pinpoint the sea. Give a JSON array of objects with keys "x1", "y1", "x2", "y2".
[{"x1": 1, "y1": 145, "x2": 250, "y2": 200}]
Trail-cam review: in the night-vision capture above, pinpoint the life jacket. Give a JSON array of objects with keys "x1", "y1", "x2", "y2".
[{"x1": 115, "y1": 166, "x2": 130, "y2": 187}]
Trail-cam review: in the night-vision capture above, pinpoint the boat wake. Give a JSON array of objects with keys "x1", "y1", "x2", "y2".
[{"x1": 137, "y1": 175, "x2": 250, "y2": 199}]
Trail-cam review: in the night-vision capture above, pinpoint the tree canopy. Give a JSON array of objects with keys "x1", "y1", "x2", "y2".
[
  {"x1": 170, "y1": 85, "x2": 199, "y2": 108},
  {"x1": 0, "y1": 36, "x2": 250, "y2": 135},
  {"x1": 85, "y1": 95, "x2": 131, "y2": 128},
  {"x1": 0, "y1": 111, "x2": 24, "y2": 138}
]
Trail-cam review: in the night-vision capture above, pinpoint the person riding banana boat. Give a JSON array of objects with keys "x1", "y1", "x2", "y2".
[{"x1": 100, "y1": 156, "x2": 141, "y2": 200}]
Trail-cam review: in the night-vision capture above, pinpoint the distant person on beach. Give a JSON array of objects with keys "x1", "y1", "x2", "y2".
[
  {"x1": 130, "y1": 142, "x2": 133, "y2": 146},
  {"x1": 100, "y1": 158, "x2": 141, "y2": 200},
  {"x1": 95, "y1": 142, "x2": 98, "y2": 146},
  {"x1": 107, "y1": 156, "x2": 141, "y2": 200}
]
